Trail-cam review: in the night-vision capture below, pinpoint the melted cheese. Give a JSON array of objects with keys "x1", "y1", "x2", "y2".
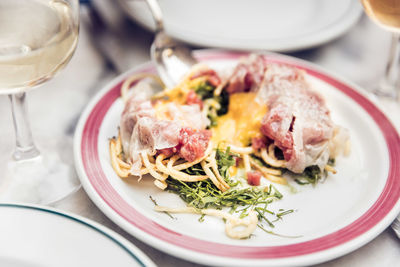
[
  {"x1": 160, "y1": 76, "x2": 206, "y2": 105},
  {"x1": 212, "y1": 92, "x2": 267, "y2": 146}
]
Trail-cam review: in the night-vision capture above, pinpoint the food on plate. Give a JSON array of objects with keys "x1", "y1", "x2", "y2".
[{"x1": 109, "y1": 54, "x2": 350, "y2": 239}]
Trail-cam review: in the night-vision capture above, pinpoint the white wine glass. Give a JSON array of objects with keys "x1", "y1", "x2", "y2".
[
  {"x1": 0, "y1": 0, "x2": 80, "y2": 204},
  {"x1": 361, "y1": 0, "x2": 400, "y2": 100},
  {"x1": 361, "y1": 0, "x2": 400, "y2": 237}
]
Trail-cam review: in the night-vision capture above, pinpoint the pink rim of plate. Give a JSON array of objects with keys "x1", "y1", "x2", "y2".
[{"x1": 80, "y1": 50, "x2": 400, "y2": 259}]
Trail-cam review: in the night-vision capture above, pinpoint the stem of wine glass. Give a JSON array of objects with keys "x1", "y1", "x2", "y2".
[
  {"x1": 9, "y1": 92, "x2": 40, "y2": 161},
  {"x1": 378, "y1": 33, "x2": 400, "y2": 100}
]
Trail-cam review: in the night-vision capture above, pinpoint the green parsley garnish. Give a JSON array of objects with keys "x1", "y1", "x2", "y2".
[
  {"x1": 149, "y1": 196, "x2": 175, "y2": 219},
  {"x1": 192, "y1": 82, "x2": 229, "y2": 128},
  {"x1": 193, "y1": 81, "x2": 215, "y2": 99},
  {"x1": 294, "y1": 165, "x2": 322, "y2": 185},
  {"x1": 215, "y1": 146, "x2": 236, "y2": 179}
]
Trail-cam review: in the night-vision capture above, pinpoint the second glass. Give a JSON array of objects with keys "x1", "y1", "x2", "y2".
[{"x1": 361, "y1": 0, "x2": 400, "y2": 100}]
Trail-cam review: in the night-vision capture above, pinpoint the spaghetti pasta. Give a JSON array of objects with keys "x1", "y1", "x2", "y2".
[
  {"x1": 140, "y1": 152, "x2": 168, "y2": 181},
  {"x1": 109, "y1": 129, "x2": 293, "y2": 189},
  {"x1": 157, "y1": 153, "x2": 209, "y2": 182},
  {"x1": 153, "y1": 206, "x2": 258, "y2": 239},
  {"x1": 260, "y1": 145, "x2": 286, "y2": 168},
  {"x1": 207, "y1": 150, "x2": 230, "y2": 191}
]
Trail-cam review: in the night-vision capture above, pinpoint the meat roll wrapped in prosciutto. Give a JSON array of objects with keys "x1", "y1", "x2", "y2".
[
  {"x1": 224, "y1": 55, "x2": 347, "y2": 173},
  {"x1": 119, "y1": 91, "x2": 211, "y2": 175}
]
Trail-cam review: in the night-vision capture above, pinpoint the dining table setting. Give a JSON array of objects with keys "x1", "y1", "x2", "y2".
[{"x1": 1, "y1": 0, "x2": 400, "y2": 266}]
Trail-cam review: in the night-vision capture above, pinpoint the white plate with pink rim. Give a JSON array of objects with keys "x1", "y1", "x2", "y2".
[{"x1": 73, "y1": 50, "x2": 400, "y2": 266}]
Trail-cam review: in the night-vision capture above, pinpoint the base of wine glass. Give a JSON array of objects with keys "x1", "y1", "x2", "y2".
[
  {"x1": 0, "y1": 135, "x2": 81, "y2": 205},
  {"x1": 376, "y1": 97, "x2": 400, "y2": 129},
  {"x1": 371, "y1": 88, "x2": 398, "y2": 100},
  {"x1": 369, "y1": 80, "x2": 399, "y2": 101},
  {"x1": 367, "y1": 85, "x2": 400, "y2": 132}
]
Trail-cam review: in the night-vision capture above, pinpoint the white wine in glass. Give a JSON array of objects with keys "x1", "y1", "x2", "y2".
[
  {"x1": 361, "y1": 0, "x2": 400, "y2": 99},
  {"x1": 0, "y1": 0, "x2": 80, "y2": 204},
  {"x1": 0, "y1": 0, "x2": 78, "y2": 92},
  {"x1": 361, "y1": 0, "x2": 400, "y2": 32}
]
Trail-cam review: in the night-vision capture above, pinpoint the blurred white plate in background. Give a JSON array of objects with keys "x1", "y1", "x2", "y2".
[
  {"x1": 118, "y1": 0, "x2": 362, "y2": 51},
  {"x1": 0, "y1": 204, "x2": 155, "y2": 267}
]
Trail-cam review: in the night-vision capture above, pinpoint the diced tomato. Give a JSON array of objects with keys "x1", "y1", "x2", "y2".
[
  {"x1": 178, "y1": 128, "x2": 212, "y2": 162},
  {"x1": 190, "y1": 69, "x2": 221, "y2": 87},
  {"x1": 235, "y1": 157, "x2": 241, "y2": 167},
  {"x1": 158, "y1": 147, "x2": 178, "y2": 157},
  {"x1": 251, "y1": 137, "x2": 267, "y2": 150},
  {"x1": 247, "y1": 171, "x2": 262, "y2": 186},
  {"x1": 186, "y1": 90, "x2": 203, "y2": 108},
  {"x1": 207, "y1": 75, "x2": 221, "y2": 87},
  {"x1": 156, "y1": 127, "x2": 211, "y2": 162},
  {"x1": 244, "y1": 72, "x2": 254, "y2": 89}
]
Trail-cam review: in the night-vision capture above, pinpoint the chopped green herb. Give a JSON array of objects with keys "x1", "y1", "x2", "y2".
[
  {"x1": 192, "y1": 82, "x2": 229, "y2": 128},
  {"x1": 216, "y1": 146, "x2": 236, "y2": 179},
  {"x1": 255, "y1": 208, "x2": 275, "y2": 228},
  {"x1": 294, "y1": 165, "x2": 322, "y2": 185},
  {"x1": 208, "y1": 112, "x2": 218, "y2": 127},
  {"x1": 216, "y1": 90, "x2": 229, "y2": 116},
  {"x1": 257, "y1": 224, "x2": 302, "y2": 238},
  {"x1": 277, "y1": 209, "x2": 294, "y2": 217},
  {"x1": 183, "y1": 163, "x2": 206, "y2": 176},
  {"x1": 264, "y1": 184, "x2": 283, "y2": 199},
  {"x1": 273, "y1": 209, "x2": 295, "y2": 222},
  {"x1": 149, "y1": 196, "x2": 176, "y2": 219},
  {"x1": 198, "y1": 214, "x2": 206, "y2": 222},
  {"x1": 166, "y1": 178, "x2": 279, "y2": 210},
  {"x1": 162, "y1": 135, "x2": 296, "y2": 237},
  {"x1": 193, "y1": 81, "x2": 215, "y2": 99}
]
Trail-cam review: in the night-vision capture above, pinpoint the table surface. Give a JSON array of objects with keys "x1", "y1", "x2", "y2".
[{"x1": 1, "y1": 4, "x2": 400, "y2": 267}]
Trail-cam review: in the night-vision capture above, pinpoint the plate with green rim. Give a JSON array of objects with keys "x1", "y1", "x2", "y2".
[{"x1": 0, "y1": 203, "x2": 155, "y2": 267}]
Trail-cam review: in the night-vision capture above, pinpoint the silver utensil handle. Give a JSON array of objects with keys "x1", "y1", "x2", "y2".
[
  {"x1": 144, "y1": 0, "x2": 164, "y2": 31},
  {"x1": 391, "y1": 216, "x2": 400, "y2": 238}
]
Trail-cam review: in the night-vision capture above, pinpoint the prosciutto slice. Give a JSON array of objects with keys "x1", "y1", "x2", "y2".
[
  {"x1": 258, "y1": 64, "x2": 334, "y2": 173},
  {"x1": 165, "y1": 103, "x2": 209, "y2": 130},
  {"x1": 225, "y1": 54, "x2": 267, "y2": 94},
  {"x1": 119, "y1": 93, "x2": 211, "y2": 175}
]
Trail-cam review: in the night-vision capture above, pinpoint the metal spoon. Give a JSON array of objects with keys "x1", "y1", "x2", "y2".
[{"x1": 144, "y1": 0, "x2": 197, "y2": 88}]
